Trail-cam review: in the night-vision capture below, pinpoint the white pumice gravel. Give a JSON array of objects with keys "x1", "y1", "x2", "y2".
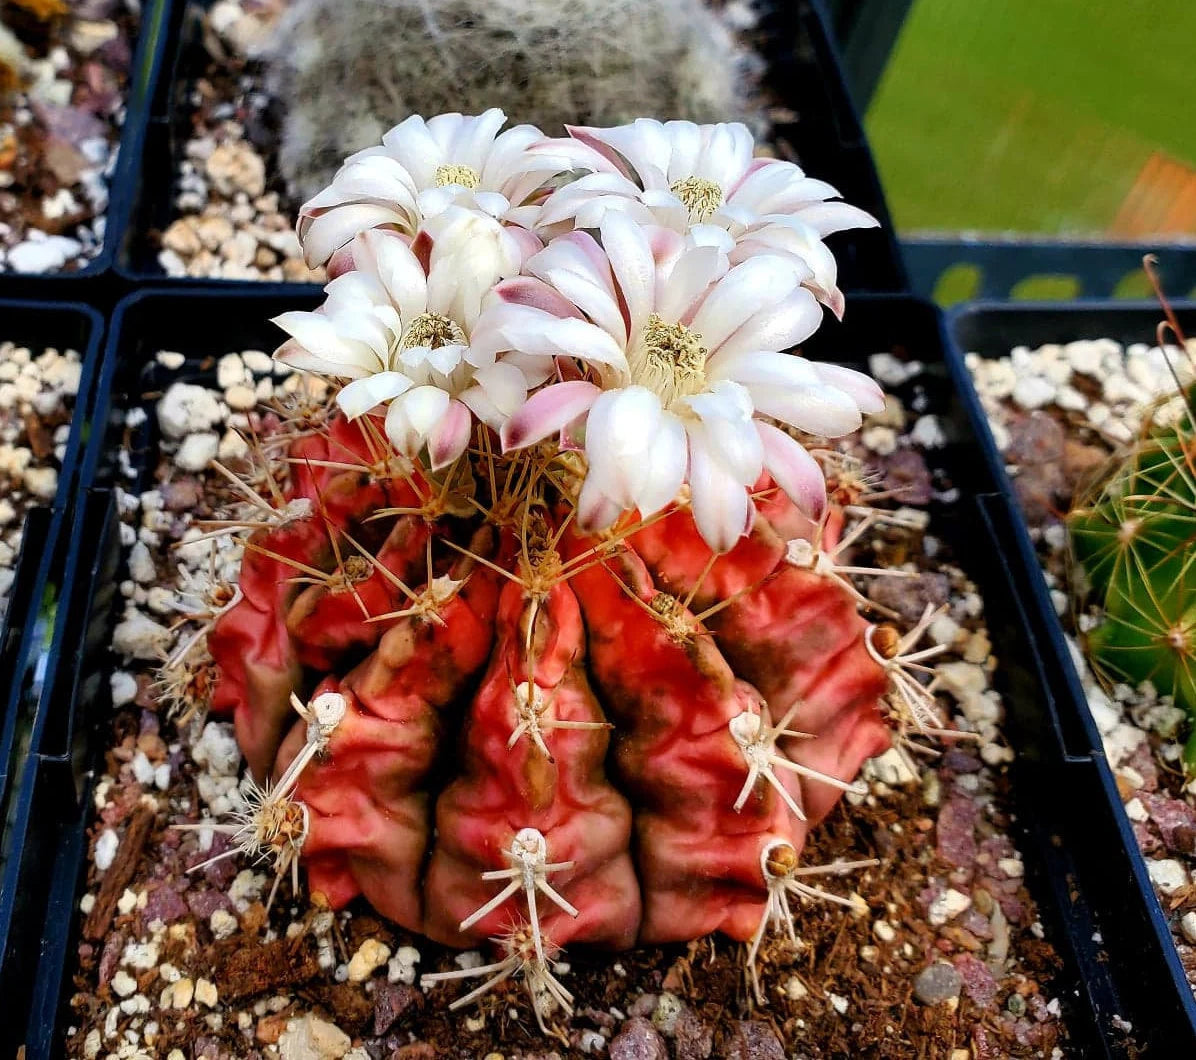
[
  {"x1": 0, "y1": 342, "x2": 82, "y2": 622},
  {"x1": 1, "y1": 7, "x2": 137, "y2": 273}
]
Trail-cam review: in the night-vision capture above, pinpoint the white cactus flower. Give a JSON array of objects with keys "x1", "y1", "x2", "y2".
[
  {"x1": 534, "y1": 119, "x2": 879, "y2": 316},
  {"x1": 497, "y1": 213, "x2": 884, "y2": 551},
  {"x1": 297, "y1": 108, "x2": 580, "y2": 269},
  {"x1": 273, "y1": 209, "x2": 540, "y2": 470}
]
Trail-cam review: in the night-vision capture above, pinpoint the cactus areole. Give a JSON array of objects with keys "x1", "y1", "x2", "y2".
[{"x1": 195, "y1": 113, "x2": 946, "y2": 1029}]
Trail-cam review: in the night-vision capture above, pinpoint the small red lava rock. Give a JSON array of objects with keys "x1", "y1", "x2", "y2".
[
  {"x1": 610, "y1": 1017, "x2": 668, "y2": 1060},
  {"x1": 1141, "y1": 792, "x2": 1196, "y2": 854},
  {"x1": 373, "y1": 981, "x2": 419, "y2": 1036},
  {"x1": 937, "y1": 796, "x2": 978, "y2": 869},
  {"x1": 953, "y1": 952, "x2": 999, "y2": 1008},
  {"x1": 723, "y1": 1020, "x2": 786, "y2": 1060}
]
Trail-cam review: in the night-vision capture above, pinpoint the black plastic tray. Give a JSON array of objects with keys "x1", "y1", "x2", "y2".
[
  {"x1": 0, "y1": 0, "x2": 174, "y2": 285},
  {"x1": 1, "y1": 286, "x2": 1159, "y2": 1056},
  {"x1": 946, "y1": 299, "x2": 1196, "y2": 1049},
  {"x1": 0, "y1": 300, "x2": 105, "y2": 817},
  {"x1": 0, "y1": 300, "x2": 107, "y2": 1060},
  {"x1": 115, "y1": 0, "x2": 908, "y2": 293},
  {"x1": 905, "y1": 237, "x2": 1196, "y2": 305}
]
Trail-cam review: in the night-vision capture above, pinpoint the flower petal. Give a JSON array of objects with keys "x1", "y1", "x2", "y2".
[
  {"x1": 756, "y1": 421, "x2": 827, "y2": 521},
  {"x1": 795, "y1": 202, "x2": 880, "y2": 237},
  {"x1": 681, "y1": 384, "x2": 764, "y2": 486},
  {"x1": 633, "y1": 412, "x2": 687, "y2": 515},
  {"x1": 688, "y1": 255, "x2": 800, "y2": 352},
  {"x1": 749, "y1": 382, "x2": 863, "y2": 438},
  {"x1": 584, "y1": 386, "x2": 663, "y2": 508},
  {"x1": 336, "y1": 371, "x2": 414, "y2": 419},
  {"x1": 600, "y1": 211, "x2": 656, "y2": 338},
  {"x1": 812, "y1": 363, "x2": 886, "y2": 414},
  {"x1": 385, "y1": 385, "x2": 451, "y2": 455},
  {"x1": 427, "y1": 399, "x2": 474, "y2": 470},
  {"x1": 354, "y1": 229, "x2": 429, "y2": 321},
  {"x1": 299, "y1": 203, "x2": 411, "y2": 268},
  {"x1": 271, "y1": 311, "x2": 379, "y2": 378},
  {"x1": 687, "y1": 430, "x2": 750, "y2": 552},
  {"x1": 706, "y1": 286, "x2": 822, "y2": 367},
  {"x1": 576, "y1": 471, "x2": 624, "y2": 533},
  {"x1": 500, "y1": 380, "x2": 601, "y2": 451}
]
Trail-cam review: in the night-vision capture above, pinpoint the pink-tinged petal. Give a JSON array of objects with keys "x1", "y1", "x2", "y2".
[
  {"x1": 427, "y1": 400, "x2": 474, "y2": 470},
  {"x1": 756, "y1": 421, "x2": 827, "y2": 521},
  {"x1": 688, "y1": 256, "x2": 800, "y2": 354},
  {"x1": 531, "y1": 134, "x2": 623, "y2": 175},
  {"x1": 633, "y1": 412, "x2": 688, "y2": 516},
  {"x1": 812, "y1": 363, "x2": 886, "y2": 414},
  {"x1": 687, "y1": 432, "x2": 750, "y2": 553},
  {"x1": 584, "y1": 386, "x2": 664, "y2": 508},
  {"x1": 527, "y1": 242, "x2": 625, "y2": 342},
  {"x1": 577, "y1": 119, "x2": 672, "y2": 189},
  {"x1": 541, "y1": 317, "x2": 630, "y2": 376},
  {"x1": 386, "y1": 385, "x2": 451, "y2": 454},
  {"x1": 466, "y1": 361, "x2": 529, "y2": 422},
  {"x1": 794, "y1": 202, "x2": 880, "y2": 237},
  {"x1": 681, "y1": 387, "x2": 763, "y2": 486},
  {"x1": 380, "y1": 114, "x2": 442, "y2": 186},
  {"x1": 354, "y1": 229, "x2": 428, "y2": 320},
  {"x1": 655, "y1": 244, "x2": 726, "y2": 324},
  {"x1": 600, "y1": 212, "x2": 656, "y2": 337},
  {"x1": 749, "y1": 382, "x2": 863, "y2": 438},
  {"x1": 561, "y1": 128, "x2": 634, "y2": 176},
  {"x1": 336, "y1": 372, "x2": 413, "y2": 419},
  {"x1": 501, "y1": 380, "x2": 601, "y2": 451},
  {"x1": 272, "y1": 338, "x2": 341, "y2": 377},
  {"x1": 493, "y1": 277, "x2": 582, "y2": 319},
  {"x1": 725, "y1": 155, "x2": 783, "y2": 198},
  {"x1": 271, "y1": 312, "x2": 377, "y2": 378},
  {"x1": 709, "y1": 348, "x2": 821, "y2": 390},
  {"x1": 576, "y1": 473, "x2": 624, "y2": 533},
  {"x1": 706, "y1": 286, "x2": 822, "y2": 368},
  {"x1": 325, "y1": 244, "x2": 356, "y2": 279},
  {"x1": 506, "y1": 224, "x2": 545, "y2": 265},
  {"x1": 724, "y1": 161, "x2": 804, "y2": 214},
  {"x1": 819, "y1": 284, "x2": 846, "y2": 321},
  {"x1": 299, "y1": 204, "x2": 412, "y2": 268}
]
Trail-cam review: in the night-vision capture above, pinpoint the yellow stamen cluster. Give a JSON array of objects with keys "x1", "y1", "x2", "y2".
[
  {"x1": 434, "y1": 163, "x2": 481, "y2": 189},
  {"x1": 669, "y1": 175, "x2": 724, "y2": 223},
  {"x1": 631, "y1": 314, "x2": 708, "y2": 406},
  {"x1": 401, "y1": 311, "x2": 468, "y2": 351}
]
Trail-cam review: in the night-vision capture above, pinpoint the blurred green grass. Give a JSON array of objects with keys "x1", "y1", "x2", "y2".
[{"x1": 865, "y1": 0, "x2": 1196, "y2": 236}]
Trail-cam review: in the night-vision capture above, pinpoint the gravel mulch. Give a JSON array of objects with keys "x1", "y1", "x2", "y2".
[
  {"x1": 0, "y1": 336, "x2": 82, "y2": 621},
  {"x1": 967, "y1": 332, "x2": 1196, "y2": 994},
  {"x1": 57, "y1": 349, "x2": 1070, "y2": 1060},
  {"x1": 0, "y1": 0, "x2": 139, "y2": 273}
]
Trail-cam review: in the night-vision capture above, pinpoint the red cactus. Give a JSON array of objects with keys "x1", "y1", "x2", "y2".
[{"x1": 202, "y1": 412, "x2": 912, "y2": 1027}]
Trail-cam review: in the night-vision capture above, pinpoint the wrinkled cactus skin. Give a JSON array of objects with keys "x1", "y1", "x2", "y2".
[
  {"x1": 208, "y1": 411, "x2": 891, "y2": 950},
  {"x1": 1068, "y1": 386, "x2": 1196, "y2": 762}
]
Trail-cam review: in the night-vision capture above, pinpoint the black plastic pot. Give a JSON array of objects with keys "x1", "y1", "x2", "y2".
[
  {"x1": 0, "y1": 287, "x2": 1164, "y2": 1057},
  {"x1": 0, "y1": 300, "x2": 105, "y2": 813},
  {"x1": 946, "y1": 299, "x2": 1196, "y2": 1050},
  {"x1": 115, "y1": 0, "x2": 907, "y2": 293},
  {"x1": 0, "y1": 0, "x2": 174, "y2": 285},
  {"x1": 0, "y1": 300, "x2": 106, "y2": 1059}
]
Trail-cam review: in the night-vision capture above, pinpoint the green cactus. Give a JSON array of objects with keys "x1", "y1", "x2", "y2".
[{"x1": 1068, "y1": 384, "x2": 1196, "y2": 764}]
